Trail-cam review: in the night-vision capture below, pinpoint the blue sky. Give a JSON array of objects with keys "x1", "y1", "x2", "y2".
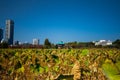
[{"x1": 0, "y1": 0, "x2": 120, "y2": 44}]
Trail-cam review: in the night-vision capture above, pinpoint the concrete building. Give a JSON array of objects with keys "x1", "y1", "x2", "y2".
[
  {"x1": 0, "y1": 28, "x2": 3, "y2": 43},
  {"x1": 14, "y1": 41, "x2": 19, "y2": 45},
  {"x1": 95, "y1": 40, "x2": 112, "y2": 46},
  {"x1": 5, "y1": 20, "x2": 14, "y2": 45},
  {"x1": 33, "y1": 39, "x2": 39, "y2": 45}
]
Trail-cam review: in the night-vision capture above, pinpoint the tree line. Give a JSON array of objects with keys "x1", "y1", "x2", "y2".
[{"x1": 0, "y1": 39, "x2": 120, "y2": 49}]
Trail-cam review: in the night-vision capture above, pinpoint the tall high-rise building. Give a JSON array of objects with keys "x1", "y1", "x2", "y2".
[
  {"x1": 0, "y1": 28, "x2": 3, "y2": 43},
  {"x1": 5, "y1": 20, "x2": 14, "y2": 45}
]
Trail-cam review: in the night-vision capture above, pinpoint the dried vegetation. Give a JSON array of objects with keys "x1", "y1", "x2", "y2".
[{"x1": 0, "y1": 48, "x2": 120, "y2": 80}]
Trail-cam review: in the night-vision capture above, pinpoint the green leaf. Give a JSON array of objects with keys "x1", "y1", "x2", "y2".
[
  {"x1": 39, "y1": 67, "x2": 44, "y2": 73},
  {"x1": 102, "y1": 59, "x2": 120, "y2": 80},
  {"x1": 20, "y1": 66, "x2": 25, "y2": 73},
  {"x1": 81, "y1": 49, "x2": 89, "y2": 56},
  {"x1": 15, "y1": 52, "x2": 19, "y2": 57},
  {"x1": 54, "y1": 66, "x2": 59, "y2": 71},
  {"x1": 85, "y1": 60, "x2": 89, "y2": 66},
  {"x1": 17, "y1": 66, "x2": 24, "y2": 73},
  {"x1": 64, "y1": 61, "x2": 67, "y2": 65},
  {"x1": 30, "y1": 64, "x2": 35, "y2": 72},
  {"x1": 44, "y1": 66, "x2": 49, "y2": 72},
  {"x1": 115, "y1": 61, "x2": 120, "y2": 70}
]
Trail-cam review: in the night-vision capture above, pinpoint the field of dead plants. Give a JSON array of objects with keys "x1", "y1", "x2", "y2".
[{"x1": 0, "y1": 48, "x2": 120, "y2": 80}]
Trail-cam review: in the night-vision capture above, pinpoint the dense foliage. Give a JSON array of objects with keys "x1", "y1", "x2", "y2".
[
  {"x1": 44, "y1": 38, "x2": 51, "y2": 48},
  {"x1": 0, "y1": 49, "x2": 120, "y2": 80},
  {"x1": 113, "y1": 39, "x2": 120, "y2": 48}
]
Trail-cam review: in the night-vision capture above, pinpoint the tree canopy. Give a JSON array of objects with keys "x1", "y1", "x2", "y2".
[{"x1": 44, "y1": 38, "x2": 51, "y2": 48}]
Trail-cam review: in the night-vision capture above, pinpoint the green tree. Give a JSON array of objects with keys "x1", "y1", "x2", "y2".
[
  {"x1": 113, "y1": 39, "x2": 120, "y2": 48},
  {"x1": 44, "y1": 38, "x2": 51, "y2": 48},
  {"x1": 0, "y1": 42, "x2": 8, "y2": 48}
]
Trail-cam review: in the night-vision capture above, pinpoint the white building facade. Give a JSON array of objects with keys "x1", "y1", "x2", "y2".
[
  {"x1": 95, "y1": 40, "x2": 112, "y2": 46},
  {"x1": 33, "y1": 39, "x2": 39, "y2": 45}
]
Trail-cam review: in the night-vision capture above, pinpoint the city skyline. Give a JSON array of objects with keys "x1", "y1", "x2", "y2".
[{"x1": 0, "y1": 0, "x2": 120, "y2": 44}]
